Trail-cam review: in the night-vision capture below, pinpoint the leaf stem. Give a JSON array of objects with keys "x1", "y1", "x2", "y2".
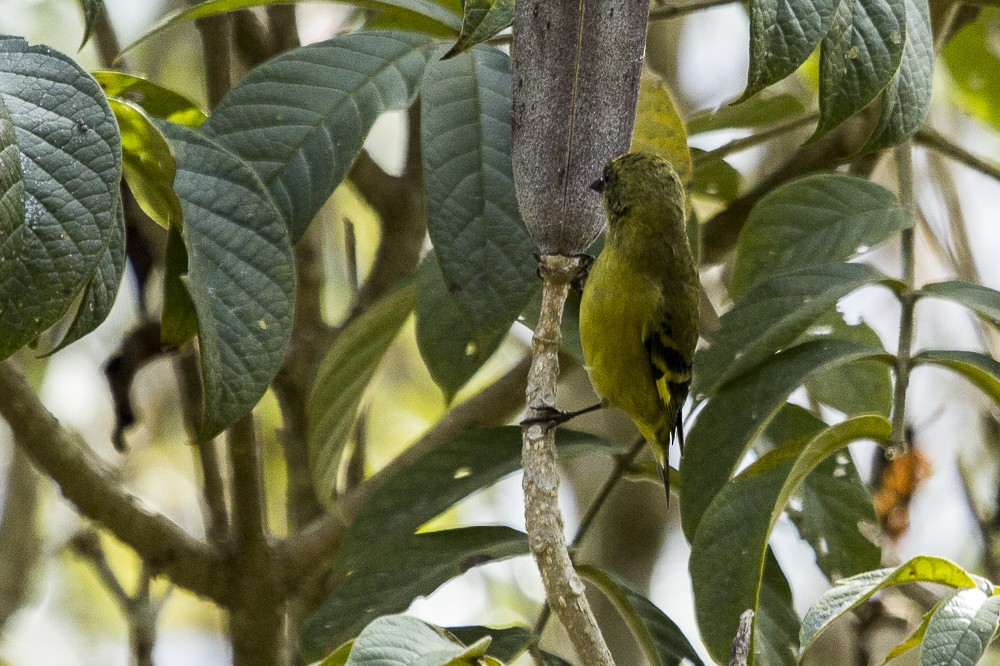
[
  {"x1": 915, "y1": 128, "x2": 1000, "y2": 185},
  {"x1": 890, "y1": 143, "x2": 916, "y2": 456}
]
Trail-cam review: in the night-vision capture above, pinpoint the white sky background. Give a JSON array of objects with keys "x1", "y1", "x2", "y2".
[{"x1": 1, "y1": 1, "x2": 1000, "y2": 665}]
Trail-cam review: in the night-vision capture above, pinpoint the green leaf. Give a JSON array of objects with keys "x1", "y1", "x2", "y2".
[
  {"x1": 631, "y1": 70, "x2": 692, "y2": 184},
  {"x1": 445, "y1": 626, "x2": 535, "y2": 662},
  {"x1": 341, "y1": 614, "x2": 474, "y2": 666},
  {"x1": 680, "y1": 339, "x2": 893, "y2": 540},
  {"x1": 690, "y1": 414, "x2": 891, "y2": 663},
  {"x1": 801, "y1": 310, "x2": 893, "y2": 418},
  {"x1": 317, "y1": 639, "x2": 354, "y2": 666},
  {"x1": 578, "y1": 565, "x2": 704, "y2": 666},
  {"x1": 800, "y1": 556, "x2": 980, "y2": 655},
  {"x1": 695, "y1": 262, "x2": 899, "y2": 397},
  {"x1": 110, "y1": 98, "x2": 182, "y2": 230},
  {"x1": 761, "y1": 404, "x2": 881, "y2": 581},
  {"x1": 919, "y1": 280, "x2": 1000, "y2": 331},
  {"x1": 688, "y1": 93, "x2": 806, "y2": 134},
  {"x1": 690, "y1": 150, "x2": 741, "y2": 203},
  {"x1": 421, "y1": 45, "x2": 536, "y2": 345},
  {"x1": 161, "y1": 122, "x2": 294, "y2": 441},
  {"x1": 862, "y1": 0, "x2": 933, "y2": 151},
  {"x1": 76, "y1": 0, "x2": 104, "y2": 49},
  {"x1": 308, "y1": 281, "x2": 417, "y2": 504},
  {"x1": 731, "y1": 174, "x2": 912, "y2": 297},
  {"x1": 121, "y1": 0, "x2": 461, "y2": 58},
  {"x1": 93, "y1": 71, "x2": 206, "y2": 127},
  {"x1": 443, "y1": 0, "x2": 513, "y2": 59},
  {"x1": 0, "y1": 37, "x2": 122, "y2": 361},
  {"x1": 813, "y1": 0, "x2": 906, "y2": 139},
  {"x1": 45, "y1": 196, "x2": 126, "y2": 354},
  {"x1": 338, "y1": 426, "x2": 609, "y2": 568},
  {"x1": 920, "y1": 588, "x2": 1000, "y2": 666},
  {"x1": 942, "y1": 10, "x2": 1000, "y2": 132},
  {"x1": 161, "y1": 223, "x2": 198, "y2": 347},
  {"x1": 741, "y1": 0, "x2": 839, "y2": 100},
  {"x1": 415, "y1": 256, "x2": 508, "y2": 401},
  {"x1": 301, "y1": 527, "x2": 529, "y2": 660},
  {"x1": 913, "y1": 350, "x2": 1000, "y2": 409},
  {"x1": 365, "y1": 0, "x2": 463, "y2": 37},
  {"x1": 756, "y1": 553, "x2": 800, "y2": 666},
  {"x1": 0, "y1": 95, "x2": 25, "y2": 275},
  {"x1": 203, "y1": 30, "x2": 437, "y2": 239}
]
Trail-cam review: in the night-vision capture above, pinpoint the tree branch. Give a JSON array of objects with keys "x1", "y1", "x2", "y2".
[
  {"x1": 915, "y1": 128, "x2": 1000, "y2": 185},
  {"x1": 227, "y1": 414, "x2": 285, "y2": 666},
  {"x1": 890, "y1": 143, "x2": 916, "y2": 456},
  {"x1": 194, "y1": 13, "x2": 232, "y2": 109},
  {"x1": 0, "y1": 445, "x2": 40, "y2": 631},
  {"x1": 522, "y1": 255, "x2": 614, "y2": 666},
  {"x1": 0, "y1": 361, "x2": 229, "y2": 603}
]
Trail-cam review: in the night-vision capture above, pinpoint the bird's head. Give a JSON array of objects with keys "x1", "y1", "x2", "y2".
[{"x1": 589, "y1": 152, "x2": 686, "y2": 236}]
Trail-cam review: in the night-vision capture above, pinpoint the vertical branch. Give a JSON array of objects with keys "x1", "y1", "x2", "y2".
[
  {"x1": 890, "y1": 143, "x2": 917, "y2": 455},
  {"x1": 0, "y1": 446, "x2": 40, "y2": 632},
  {"x1": 522, "y1": 254, "x2": 615, "y2": 666},
  {"x1": 195, "y1": 13, "x2": 232, "y2": 109},
  {"x1": 227, "y1": 414, "x2": 284, "y2": 666}
]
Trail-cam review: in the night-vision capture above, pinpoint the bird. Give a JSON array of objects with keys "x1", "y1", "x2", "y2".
[{"x1": 578, "y1": 151, "x2": 700, "y2": 498}]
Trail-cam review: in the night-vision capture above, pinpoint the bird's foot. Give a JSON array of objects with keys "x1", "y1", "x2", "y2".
[
  {"x1": 520, "y1": 402, "x2": 604, "y2": 431},
  {"x1": 571, "y1": 254, "x2": 594, "y2": 293}
]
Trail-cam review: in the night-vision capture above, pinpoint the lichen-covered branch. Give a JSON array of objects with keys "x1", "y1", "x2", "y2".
[{"x1": 522, "y1": 254, "x2": 614, "y2": 666}]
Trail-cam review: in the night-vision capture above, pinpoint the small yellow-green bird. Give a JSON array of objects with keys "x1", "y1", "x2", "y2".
[{"x1": 579, "y1": 152, "x2": 700, "y2": 495}]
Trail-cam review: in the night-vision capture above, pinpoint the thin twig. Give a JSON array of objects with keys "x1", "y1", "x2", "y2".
[
  {"x1": 890, "y1": 144, "x2": 917, "y2": 456},
  {"x1": 0, "y1": 361, "x2": 228, "y2": 602},
  {"x1": 91, "y1": 2, "x2": 124, "y2": 69},
  {"x1": 194, "y1": 12, "x2": 232, "y2": 109},
  {"x1": 915, "y1": 128, "x2": 1000, "y2": 185},
  {"x1": 522, "y1": 254, "x2": 614, "y2": 666},
  {"x1": 693, "y1": 113, "x2": 819, "y2": 167},
  {"x1": 0, "y1": 446, "x2": 40, "y2": 631}
]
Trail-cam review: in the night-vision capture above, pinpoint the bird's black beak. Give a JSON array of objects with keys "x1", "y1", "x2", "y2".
[{"x1": 589, "y1": 177, "x2": 605, "y2": 193}]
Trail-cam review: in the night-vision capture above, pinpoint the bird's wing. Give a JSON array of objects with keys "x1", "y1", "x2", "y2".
[{"x1": 644, "y1": 320, "x2": 692, "y2": 450}]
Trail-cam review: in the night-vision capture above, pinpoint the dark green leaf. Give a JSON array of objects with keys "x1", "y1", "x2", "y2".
[
  {"x1": 445, "y1": 626, "x2": 535, "y2": 662},
  {"x1": 942, "y1": 10, "x2": 1000, "y2": 132},
  {"x1": 161, "y1": 223, "x2": 198, "y2": 347},
  {"x1": 444, "y1": 0, "x2": 513, "y2": 59},
  {"x1": 77, "y1": 0, "x2": 104, "y2": 49},
  {"x1": 0, "y1": 95, "x2": 25, "y2": 273},
  {"x1": 681, "y1": 339, "x2": 893, "y2": 540},
  {"x1": 800, "y1": 556, "x2": 980, "y2": 655},
  {"x1": 121, "y1": 0, "x2": 461, "y2": 58},
  {"x1": 731, "y1": 174, "x2": 911, "y2": 296},
  {"x1": 862, "y1": 0, "x2": 933, "y2": 151},
  {"x1": 93, "y1": 71, "x2": 206, "y2": 127},
  {"x1": 579, "y1": 565, "x2": 704, "y2": 666},
  {"x1": 308, "y1": 281, "x2": 417, "y2": 504},
  {"x1": 756, "y1": 552, "x2": 800, "y2": 666},
  {"x1": 421, "y1": 45, "x2": 536, "y2": 344},
  {"x1": 742, "y1": 0, "x2": 839, "y2": 100},
  {"x1": 338, "y1": 426, "x2": 609, "y2": 568},
  {"x1": 813, "y1": 0, "x2": 906, "y2": 139},
  {"x1": 920, "y1": 588, "x2": 1000, "y2": 666},
  {"x1": 204, "y1": 31, "x2": 436, "y2": 239},
  {"x1": 301, "y1": 527, "x2": 529, "y2": 660},
  {"x1": 110, "y1": 98, "x2": 182, "y2": 229},
  {"x1": 913, "y1": 350, "x2": 1000, "y2": 409},
  {"x1": 538, "y1": 653, "x2": 574, "y2": 666},
  {"x1": 415, "y1": 256, "x2": 508, "y2": 401},
  {"x1": 695, "y1": 262, "x2": 898, "y2": 397},
  {"x1": 365, "y1": 0, "x2": 463, "y2": 37},
  {"x1": 46, "y1": 197, "x2": 126, "y2": 354},
  {"x1": 919, "y1": 280, "x2": 1000, "y2": 331},
  {"x1": 161, "y1": 122, "x2": 294, "y2": 441},
  {"x1": 690, "y1": 415, "x2": 891, "y2": 663},
  {"x1": 688, "y1": 93, "x2": 806, "y2": 134},
  {"x1": 0, "y1": 37, "x2": 122, "y2": 361},
  {"x1": 801, "y1": 310, "x2": 893, "y2": 418}
]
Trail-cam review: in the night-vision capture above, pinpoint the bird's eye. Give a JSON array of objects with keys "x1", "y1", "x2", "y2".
[{"x1": 602, "y1": 167, "x2": 613, "y2": 184}]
